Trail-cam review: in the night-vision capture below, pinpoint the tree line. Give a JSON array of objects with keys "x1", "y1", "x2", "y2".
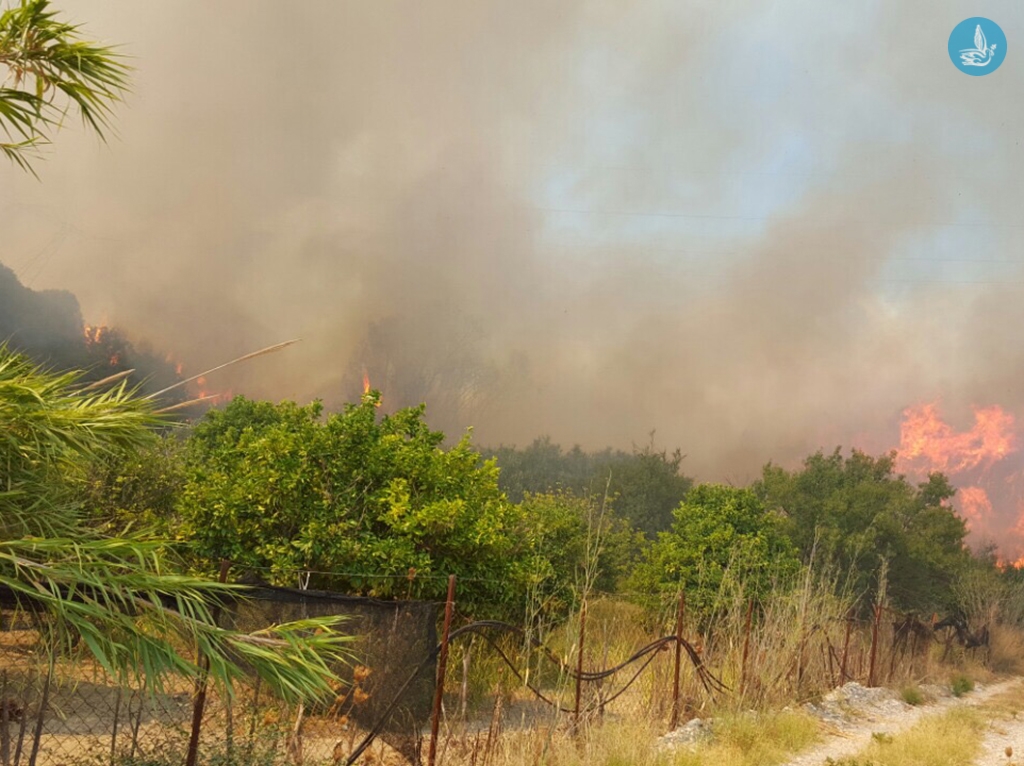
[{"x1": 80, "y1": 386, "x2": 1009, "y2": 624}]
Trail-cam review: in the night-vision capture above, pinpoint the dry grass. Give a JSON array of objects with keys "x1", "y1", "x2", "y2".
[
  {"x1": 988, "y1": 624, "x2": 1024, "y2": 675},
  {"x1": 827, "y1": 707, "x2": 985, "y2": 766},
  {"x1": 432, "y1": 708, "x2": 820, "y2": 766},
  {"x1": 670, "y1": 709, "x2": 821, "y2": 766}
]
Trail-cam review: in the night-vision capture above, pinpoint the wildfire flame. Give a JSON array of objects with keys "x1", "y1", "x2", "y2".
[
  {"x1": 83, "y1": 324, "x2": 105, "y2": 345},
  {"x1": 897, "y1": 403, "x2": 1015, "y2": 474},
  {"x1": 895, "y1": 402, "x2": 1024, "y2": 563},
  {"x1": 361, "y1": 368, "x2": 381, "y2": 408},
  {"x1": 83, "y1": 324, "x2": 121, "y2": 367},
  {"x1": 956, "y1": 486, "x2": 992, "y2": 533}
]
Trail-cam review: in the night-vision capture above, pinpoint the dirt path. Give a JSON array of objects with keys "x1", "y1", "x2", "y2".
[
  {"x1": 973, "y1": 682, "x2": 1024, "y2": 766},
  {"x1": 779, "y1": 678, "x2": 1024, "y2": 766}
]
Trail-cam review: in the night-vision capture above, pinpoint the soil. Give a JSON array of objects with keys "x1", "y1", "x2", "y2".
[{"x1": 972, "y1": 685, "x2": 1024, "y2": 766}]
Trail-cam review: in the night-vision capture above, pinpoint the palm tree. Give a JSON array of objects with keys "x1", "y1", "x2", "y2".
[
  {"x1": 0, "y1": 345, "x2": 349, "y2": 700},
  {"x1": 0, "y1": 0, "x2": 129, "y2": 174}
]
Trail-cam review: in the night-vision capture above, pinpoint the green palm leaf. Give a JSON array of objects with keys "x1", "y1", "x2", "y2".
[{"x1": 0, "y1": 345, "x2": 351, "y2": 702}]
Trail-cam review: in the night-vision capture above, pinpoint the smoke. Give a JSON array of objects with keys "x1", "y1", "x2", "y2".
[{"x1": 4, "y1": 0, "x2": 1024, "y2": 539}]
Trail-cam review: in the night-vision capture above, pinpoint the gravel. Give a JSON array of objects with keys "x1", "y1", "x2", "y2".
[{"x1": 657, "y1": 678, "x2": 1020, "y2": 765}]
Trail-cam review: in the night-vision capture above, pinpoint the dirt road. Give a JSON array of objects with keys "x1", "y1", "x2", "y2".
[{"x1": 779, "y1": 678, "x2": 1024, "y2": 766}]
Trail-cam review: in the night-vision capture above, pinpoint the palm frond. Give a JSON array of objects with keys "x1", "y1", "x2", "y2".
[
  {"x1": 0, "y1": 537, "x2": 351, "y2": 702},
  {"x1": 0, "y1": 345, "x2": 352, "y2": 702},
  {"x1": 0, "y1": 0, "x2": 130, "y2": 172}
]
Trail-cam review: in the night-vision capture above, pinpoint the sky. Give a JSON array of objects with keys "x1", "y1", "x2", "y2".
[{"x1": 3, "y1": 1, "x2": 1024, "y2": 504}]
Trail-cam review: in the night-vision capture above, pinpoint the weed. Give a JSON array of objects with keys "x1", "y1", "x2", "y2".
[
  {"x1": 899, "y1": 686, "x2": 923, "y2": 706},
  {"x1": 951, "y1": 674, "x2": 974, "y2": 697},
  {"x1": 669, "y1": 709, "x2": 820, "y2": 766}
]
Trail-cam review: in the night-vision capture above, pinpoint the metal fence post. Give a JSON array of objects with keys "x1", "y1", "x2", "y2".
[
  {"x1": 26, "y1": 664, "x2": 52, "y2": 766},
  {"x1": 573, "y1": 601, "x2": 587, "y2": 735},
  {"x1": 185, "y1": 560, "x2": 231, "y2": 766},
  {"x1": 428, "y1": 575, "x2": 456, "y2": 766},
  {"x1": 867, "y1": 603, "x2": 881, "y2": 687},
  {"x1": 670, "y1": 591, "x2": 685, "y2": 730},
  {"x1": 1, "y1": 669, "x2": 9, "y2": 766},
  {"x1": 840, "y1": 612, "x2": 853, "y2": 684},
  {"x1": 740, "y1": 598, "x2": 754, "y2": 695}
]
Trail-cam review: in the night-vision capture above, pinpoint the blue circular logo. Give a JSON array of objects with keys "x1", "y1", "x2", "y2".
[{"x1": 949, "y1": 18, "x2": 1006, "y2": 75}]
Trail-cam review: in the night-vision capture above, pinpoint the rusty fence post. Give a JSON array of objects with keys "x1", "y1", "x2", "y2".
[
  {"x1": 740, "y1": 598, "x2": 755, "y2": 696},
  {"x1": 573, "y1": 601, "x2": 587, "y2": 735},
  {"x1": 840, "y1": 612, "x2": 853, "y2": 684},
  {"x1": 428, "y1": 575, "x2": 456, "y2": 766},
  {"x1": 670, "y1": 591, "x2": 685, "y2": 730},
  {"x1": 1, "y1": 669, "x2": 9, "y2": 766},
  {"x1": 25, "y1": 663, "x2": 51, "y2": 766},
  {"x1": 867, "y1": 603, "x2": 881, "y2": 688},
  {"x1": 185, "y1": 560, "x2": 231, "y2": 766}
]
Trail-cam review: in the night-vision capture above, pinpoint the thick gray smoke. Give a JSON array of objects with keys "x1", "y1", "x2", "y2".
[{"x1": 4, "y1": 1, "x2": 1024, "y2": 529}]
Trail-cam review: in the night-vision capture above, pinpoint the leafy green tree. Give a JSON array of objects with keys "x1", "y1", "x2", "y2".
[
  {"x1": 175, "y1": 395, "x2": 536, "y2": 616},
  {"x1": 754, "y1": 449, "x2": 971, "y2": 612},
  {"x1": 0, "y1": 0, "x2": 129, "y2": 173},
  {"x1": 630, "y1": 484, "x2": 800, "y2": 619},
  {"x1": 515, "y1": 491, "x2": 642, "y2": 616},
  {"x1": 82, "y1": 434, "x2": 186, "y2": 535},
  {"x1": 608, "y1": 443, "x2": 693, "y2": 538},
  {"x1": 0, "y1": 346, "x2": 348, "y2": 699},
  {"x1": 485, "y1": 436, "x2": 692, "y2": 538}
]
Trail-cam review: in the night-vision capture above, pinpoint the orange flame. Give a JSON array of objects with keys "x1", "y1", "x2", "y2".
[
  {"x1": 897, "y1": 402, "x2": 1016, "y2": 474},
  {"x1": 895, "y1": 401, "x2": 1024, "y2": 558},
  {"x1": 83, "y1": 324, "x2": 105, "y2": 345},
  {"x1": 360, "y1": 368, "x2": 381, "y2": 408},
  {"x1": 957, "y1": 486, "x2": 992, "y2": 533}
]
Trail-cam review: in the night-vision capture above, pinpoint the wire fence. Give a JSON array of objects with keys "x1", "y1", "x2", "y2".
[{"x1": 0, "y1": 576, "x2": 991, "y2": 766}]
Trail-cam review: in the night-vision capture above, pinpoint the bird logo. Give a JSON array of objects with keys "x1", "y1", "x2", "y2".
[{"x1": 959, "y1": 25, "x2": 997, "y2": 67}]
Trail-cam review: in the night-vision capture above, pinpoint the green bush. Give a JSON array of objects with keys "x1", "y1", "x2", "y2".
[
  {"x1": 950, "y1": 674, "x2": 974, "y2": 697},
  {"x1": 629, "y1": 484, "x2": 801, "y2": 619},
  {"x1": 900, "y1": 686, "x2": 924, "y2": 706}
]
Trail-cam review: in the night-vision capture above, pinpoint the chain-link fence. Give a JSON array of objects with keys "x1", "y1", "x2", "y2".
[{"x1": 0, "y1": 586, "x2": 437, "y2": 766}]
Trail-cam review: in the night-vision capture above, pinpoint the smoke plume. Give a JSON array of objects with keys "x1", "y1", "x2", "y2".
[{"x1": 4, "y1": 1, "x2": 1024, "y2": 549}]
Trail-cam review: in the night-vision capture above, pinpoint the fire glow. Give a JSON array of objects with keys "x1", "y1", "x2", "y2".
[
  {"x1": 895, "y1": 402, "x2": 1024, "y2": 564},
  {"x1": 361, "y1": 368, "x2": 382, "y2": 408},
  {"x1": 83, "y1": 323, "x2": 121, "y2": 366}
]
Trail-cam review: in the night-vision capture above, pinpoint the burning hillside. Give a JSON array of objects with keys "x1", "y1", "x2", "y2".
[{"x1": 0, "y1": 263, "x2": 188, "y2": 405}]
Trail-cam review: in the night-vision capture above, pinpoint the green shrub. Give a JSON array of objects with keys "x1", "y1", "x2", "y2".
[
  {"x1": 900, "y1": 686, "x2": 923, "y2": 706},
  {"x1": 950, "y1": 674, "x2": 974, "y2": 697}
]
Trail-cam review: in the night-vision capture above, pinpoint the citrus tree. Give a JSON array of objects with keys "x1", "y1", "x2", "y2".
[{"x1": 176, "y1": 395, "x2": 539, "y2": 616}]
